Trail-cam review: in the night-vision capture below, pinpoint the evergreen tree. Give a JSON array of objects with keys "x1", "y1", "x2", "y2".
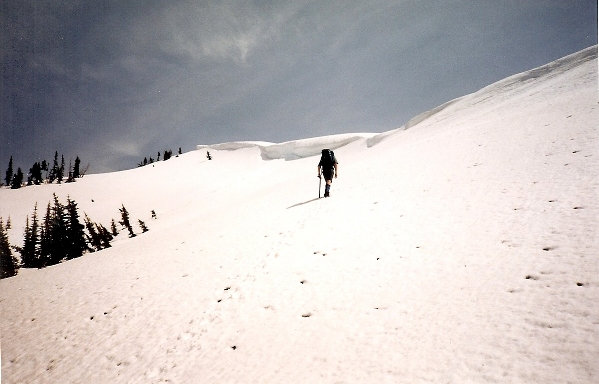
[
  {"x1": 48, "y1": 194, "x2": 68, "y2": 264},
  {"x1": 96, "y1": 223, "x2": 113, "y2": 249},
  {"x1": 138, "y1": 219, "x2": 149, "y2": 233},
  {"x1": 27, "y1": 163, "x2": 39, "y2": 185},
  {"x1": 41, "y1": 160, "x2": 49, "y2": 181},
  {"x1": 119, "y1": 205, "x2": 136, "y2": 238},
  {"x1": 11, "y1": 168, "x2": 23, "y2": 189},
  {"x1": 0, "y1": 219, "x2": 18, "y2": 279},
  {"x1": 73, "y1": 156, "x2": 81, "y2": 179},
  {"x1": 38, "y1": 202, "x2": 53, "y2": 268},
  {"x1": 66, "y1": 160, "x2": 74, "y2": 183},
  {"x1": 65, "y1": 197, "x2": 87, "y2": 259},
  {"x1": 27, "y1": 168, "x2": 33, "y2": 186},
  {"x1": 84, "y1": 214, "x2": 103, "y2": 251},
  {"x1": 49, "y1": 151, "x2": 59, "y2": 183},
  {"x1": 110, "y1": 219, "x2": 118, "y2": 236},
  {"x1": 48, "y1": 151, "x2": 58, "y2": 183},
  {"x1": 21, "y1": 204, "x2": 40, "y2": 268},
  {"x1": 37, "y1": 195, "x2": 68, "y2": 266},
  {"x1": 4, "y1": 156, "x2": 13, "y2": 187},
  {"x1": 58, "y1": 155, "x2": 65, "y2": 183},
  {"x1": 33, "y1": 162, "x2": 43, "y2": 184}
]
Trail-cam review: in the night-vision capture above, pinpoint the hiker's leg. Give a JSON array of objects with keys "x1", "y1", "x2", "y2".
[{"x1": 324, "y1": 179, "x2": 332, "y2": 196}]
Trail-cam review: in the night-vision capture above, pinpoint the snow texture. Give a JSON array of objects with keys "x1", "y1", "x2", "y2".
[{"x1": 1, "y1": 45, "x2": 598, "y2": 384}]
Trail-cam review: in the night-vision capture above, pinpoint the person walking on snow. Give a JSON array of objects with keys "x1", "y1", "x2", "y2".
[{"x1": 318, "y1": 149, "x2": 338, "y2": 197}]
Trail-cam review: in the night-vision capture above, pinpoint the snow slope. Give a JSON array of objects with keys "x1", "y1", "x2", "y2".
[{"x1": 1, "y1": 45, "x2": 598, "y2": 383}]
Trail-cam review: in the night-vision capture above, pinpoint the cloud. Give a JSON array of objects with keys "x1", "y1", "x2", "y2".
[{"x1": 114, "y1": 1, "x2": 295, "y2": 65}]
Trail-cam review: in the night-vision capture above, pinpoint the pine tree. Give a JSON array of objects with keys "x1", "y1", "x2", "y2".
[
  {"x1": 66, "y1": 160, "x2": 74, "y2": 183},
  {"x1": 58, "y1": 155, "x2": 65, "y2": 184},
  {"x1": 27, "y1": 168, "x2": 33, "y2": 186},
  {"x1": 28, "y1": 162, "x2": 39, "y2": 185},
  {"x1": 34, "y1": 162, "x2": 43, "y2": 184},
  {"x1": 4, "y1": 156, "x2": 14, "y2": 187},
  {"x1": 0, "y1": 219, "x2": 19, "y2": 279},
  {"x1": 84, "y1": 214, "x2": 103, "y2": 251},
  {"x1": 65, "y1": 197, "x2": 87, "y2": 259},
  {"x1": 73, "y1": 156, "x2": 81, "y2": 179},
  {"x1": 49, "y1": 151, "x2": 59, "y2": 183},
  {"x1": 96, "y1": 223, "x2": 113, "y2": 249},
  {"x1": 40, "y1": 160, "x2": 49, "y2": 181},
  {"x1": 49, "y1": 194, "x2": 69, "y2": 264},
  {"x1": 11, "y1": 168, "x2": 23, "y2": 189},
  {"x1": 39, "y1": 202, "x2": 53, "y2": 268},
  {"x1": 22, "y1": 216, "x2": 32, "y2": 262},
  {"x1": 138, "y1": 219, "x2": 148, "y2": 233},
  {"x1": 119, "y1": 205, "x2": 136, "y2": 238},
  {"x1": 21, "y1": 204, "x2": 40, "y2": 268},
  {"x1": 110, "y1": 219, "x2": 118, "y2": 236}
]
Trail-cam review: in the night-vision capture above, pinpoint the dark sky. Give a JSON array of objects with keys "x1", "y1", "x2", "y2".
[{"x1": 2, "y1": 0, "x2": 597, "y2": 173}]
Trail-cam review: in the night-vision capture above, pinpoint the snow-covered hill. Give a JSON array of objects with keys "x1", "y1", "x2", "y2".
[{"x1": 1, "y1": 45, "x2": 598, "y2": 384}]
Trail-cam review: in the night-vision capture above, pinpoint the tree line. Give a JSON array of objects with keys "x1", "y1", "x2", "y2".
[
  {"x1": 137, "y1": 147, "x2": 182, "y2": 168},
  {"x1": 2, "y1": 152, "x2": 87, "y2": 189},
  {"x1": 0, "y1": 195, "x2": 150, "y2": 279}
]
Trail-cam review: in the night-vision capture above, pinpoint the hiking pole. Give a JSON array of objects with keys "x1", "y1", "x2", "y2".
[{"x1": 318, "y1": 173, "x2": 322, "y2": 198}]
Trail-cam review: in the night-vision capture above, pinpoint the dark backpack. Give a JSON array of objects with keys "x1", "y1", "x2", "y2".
[{"x1": 320, "y1": 149, "x2": 336, "y2": 168}]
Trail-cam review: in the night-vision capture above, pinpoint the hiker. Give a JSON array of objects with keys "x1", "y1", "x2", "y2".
[{"x1": 318, "y1": 149, "x2": 338, "y2": 197}]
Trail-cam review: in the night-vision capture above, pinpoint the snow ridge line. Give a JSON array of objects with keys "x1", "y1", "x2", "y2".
[
  {"x1": 197, "y1": 45, "x2": 597, "y2": 161},
  {"x1": 405, "y1": 45, "x2": 598, "y2": 129},
  {"x1": 198, "y1": 133, "x2": 376, "y2": 161}
]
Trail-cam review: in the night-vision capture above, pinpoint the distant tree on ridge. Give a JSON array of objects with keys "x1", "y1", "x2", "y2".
[
  {"x1": 11, "y1": 168, "x2": 23, "y2": 189},
  {"x1": 4, "y1": 156, "x2": 13, "y2": 187}
]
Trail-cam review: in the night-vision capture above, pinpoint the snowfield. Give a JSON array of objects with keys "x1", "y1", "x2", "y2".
[{"x1": 1, "y1": 45, "x2": 598, "y2": 383}]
